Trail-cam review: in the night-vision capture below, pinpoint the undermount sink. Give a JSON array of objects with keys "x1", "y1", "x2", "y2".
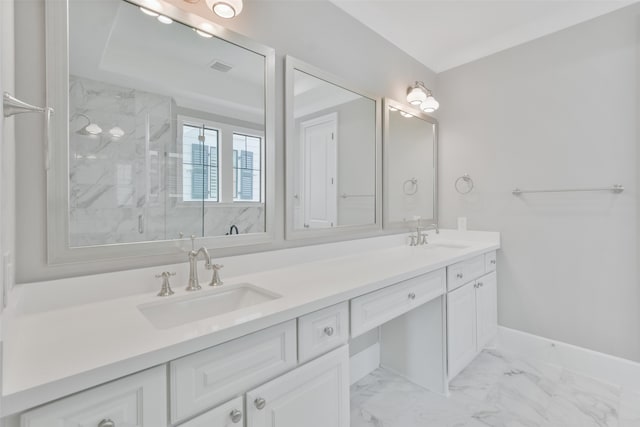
[
  {"x1": 139, "y1": 283, "x2": 281, "y2": 329},
  {"x1": 426, "y1": 242, "x2": 470, "y2": 250}
]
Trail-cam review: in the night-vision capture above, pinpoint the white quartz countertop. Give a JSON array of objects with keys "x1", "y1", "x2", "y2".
[{"x1": 2, "y1": 231, "x2": 499, "y2": 416}]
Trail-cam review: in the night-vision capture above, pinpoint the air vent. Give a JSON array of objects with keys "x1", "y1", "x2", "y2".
[{"x1": 209, "y1": 60, "x2": 233, "y2": 73}]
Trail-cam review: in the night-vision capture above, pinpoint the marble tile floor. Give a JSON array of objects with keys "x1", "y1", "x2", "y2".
[{"x1": 351, "y1": 349, "x2": 640, "y2": 427}]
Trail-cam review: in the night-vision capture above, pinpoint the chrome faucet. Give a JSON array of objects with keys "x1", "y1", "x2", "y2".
[
  {"x1": 186, "y1": 236, "x2": 225, "y2": 290},
  {"x1": 410, "y1": 219, "x2": 439, "y2": 246},
  {"x1": 186, "y1": 246, "x2": 211, "y2": 291}
]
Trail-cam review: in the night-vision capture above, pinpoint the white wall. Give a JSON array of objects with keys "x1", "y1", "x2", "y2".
[
  {"x1": 438, "y1": 5, "x2": 640, "y2": 361},
  {"x1": 14, "y1": 0, "x2": 436, "y2": 283}
]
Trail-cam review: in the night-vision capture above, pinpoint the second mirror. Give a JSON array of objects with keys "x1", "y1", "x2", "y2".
[{"x1": 285, "y1": 56, "x2": 381, "y2": 240}]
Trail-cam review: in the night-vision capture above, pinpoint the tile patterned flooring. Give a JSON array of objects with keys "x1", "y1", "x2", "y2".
[{"x1": 351, "y1": 349, "x2": 640, "y2": 427}]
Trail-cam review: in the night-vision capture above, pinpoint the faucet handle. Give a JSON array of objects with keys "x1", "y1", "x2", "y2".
[
  {"x1": 156, "y1": 271, "x2": 176, "y2": 296},
  {"x1": 155, "y1": 271, "x2": 176, "y2": 279},
  {"x1": 208, "y1": 264, "x2": 224, "y2": 287}
]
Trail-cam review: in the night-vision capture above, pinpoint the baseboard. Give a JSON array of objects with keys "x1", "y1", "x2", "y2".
[
  {"x1": 496, "y1": 326, "x2": 640, "y2": 392},
  {"x1": 349, "y1": 342, "x2": 380, "y2": 385}
]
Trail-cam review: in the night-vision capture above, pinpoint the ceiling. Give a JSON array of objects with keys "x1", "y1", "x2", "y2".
[
  {"x1": 329, "y1": 0, "x2": 637, "y2": 73},
  {"x1": 70, "y1": 0, "x2": 265, "y2": 123}
]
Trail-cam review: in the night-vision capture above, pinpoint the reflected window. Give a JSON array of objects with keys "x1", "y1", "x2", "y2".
[
  {"x1": 233, "y1": 133, "x2": 262, "y2": 202},
  {"x1": 182, "y1": 124, "x2": 219, "y2": 202}
]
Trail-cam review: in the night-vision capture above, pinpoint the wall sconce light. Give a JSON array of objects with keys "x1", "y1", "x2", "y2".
[
  {"x1": 206, "y1": 0, "x2": 243, "y2": 18},
  {"x1": 74, "y1": 114, "x2": 102, "y2": 135},
  {"x1": 406, "y1": 81, "x2": 440, "y2": 113}
]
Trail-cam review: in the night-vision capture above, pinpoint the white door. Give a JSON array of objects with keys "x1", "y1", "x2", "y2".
[
  {"x1": 301, "y1": 114, "x2": 337, "y2": 229},
  {"x1": 476, "y1": 271, "x2": 498, "y2": 350},
  {"x1": 246, "y1": 346, "x2": 350, "y2": 427},
  {"x1": 447, "y1": 281, "x2": 478, "y2": 379}
]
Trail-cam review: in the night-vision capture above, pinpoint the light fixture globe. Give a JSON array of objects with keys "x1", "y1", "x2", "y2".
[
  {"x1": 206, "y1": 0, "x2": 243, "y2": 18},
  {"x1": 84, "y1": 123, "x2": 103, "y2": 135},
  {"x1": 406, "y1": 84, "x2": 427, "y2": 105},
  {"x1": 420, "y1": 95, "x2": 440, "y2": 113}
]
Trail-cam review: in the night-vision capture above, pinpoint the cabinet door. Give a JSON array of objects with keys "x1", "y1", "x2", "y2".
[
  {"x1": 246, "y1": 346, "x2": 349, "y2": 427},
  {"x1": 21, "y1": 366, "x2": 167, "y2": 427},
  {"x1": 447, "y1": 282, "x2": 478, "y2": 379},
  {"x1": 476, "y1": 271, "x2": 498, "y2": 350}
]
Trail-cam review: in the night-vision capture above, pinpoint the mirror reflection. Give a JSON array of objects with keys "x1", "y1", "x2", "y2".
[
  {"x1": 67, "y1": 0, "x2": 267, "y2": 247},
  {"x1": 384, "y1": 100, "x2": 437, "y2": 228},
  {"x1": 289, "y1": 68, "x2": 377, "y2": 232}
]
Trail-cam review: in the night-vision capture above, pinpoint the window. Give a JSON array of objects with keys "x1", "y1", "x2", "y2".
[
  {"x1": 182, "y1": 124, "x2": 219, "y2": 202},
  {"x1": 233, "y1": 133, "x2": 262, "y2": 202}
]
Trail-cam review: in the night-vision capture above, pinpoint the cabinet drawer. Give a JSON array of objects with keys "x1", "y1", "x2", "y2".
[
  {"x1": 351, "y1": 269, "x2": 446, "y2": 337},
  {"x1": 21, "y1": 366, "x2": 167, "y2": 427},
  {"x1": 178, "y1": 396, "x2": 244, "y2": 427},
  {"x1": 170, "y1": 320, "x2": 297, "y2": 423},
  {"x1": 447, "y1": 255, "x2": 486, "y2": 292},
  {"x1": 298, "y1": 302, "x2": 349, "y2": 363},
  {"x1": 485, "y1": 251, "x2": 497, "y2": 272}
]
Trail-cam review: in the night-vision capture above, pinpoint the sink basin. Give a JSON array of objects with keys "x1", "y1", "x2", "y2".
[
  {"x1": 139, "y1": 283, "x2": 281, "y2": 329},
  {"x1": 429, "y1": 242, "x2": 470, "y2": 250}
]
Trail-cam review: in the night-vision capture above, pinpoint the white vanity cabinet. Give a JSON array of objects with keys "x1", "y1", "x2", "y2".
[
  {"x1": 246, "y1": 346, "x2": 350, "y2": 427},
  {"x1": 20, "y1": 366, "x2": 167, "y2": 427},
  {"x1": 447, "y1": 266, "x2": 498, "y2": 379}
]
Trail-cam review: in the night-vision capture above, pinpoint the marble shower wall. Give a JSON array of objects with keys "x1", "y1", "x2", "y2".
[{"x1": 68, "y1": 76, "x2": 264, "y2": 247}]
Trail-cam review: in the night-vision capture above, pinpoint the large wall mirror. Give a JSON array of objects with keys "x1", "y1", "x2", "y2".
[
  {"x1": 383, "y1": 98, "x2": 438, "y2": 230},
  {"x1": 284, "y1": 56, "x2": 382, "y2": 240},
  {"x1": 46, "y1": 0, "x2": 275, "y2": 263}
]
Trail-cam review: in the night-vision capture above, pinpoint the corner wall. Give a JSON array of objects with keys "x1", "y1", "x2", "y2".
[{"x1": 438, "y1": 5, "x2": 640, "y2": 361}]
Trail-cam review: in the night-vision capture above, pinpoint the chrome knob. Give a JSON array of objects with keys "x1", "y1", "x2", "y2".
[
  {"x1": 324, "y1": 326, "x2": 335, "y2": 336},
  {"x1": 230, "y1": 409, "x2": 243, "y2": 423},
  {"x1": 491, "y1": 260, "x2": 496, "y2": 265},
  {"x1": 98, "y1": 420, "x2": 115, "y2": 427},
  {"x1": 456, "y1": 273, "x2": 464, "y2": 279},
  {"x1": 478, "y1": 282, "x2": 483, "y2": 287},
  {"x1": 408, "y1": 292, "x2": 416, "y2": 300},
  {"x1": 254, "y1": 397, "x2": 266, "y2": 410}
]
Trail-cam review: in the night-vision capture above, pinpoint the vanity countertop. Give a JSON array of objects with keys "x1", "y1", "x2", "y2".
[{"x1": 2, "y1": 231, "x2": 499, "y2": 416}]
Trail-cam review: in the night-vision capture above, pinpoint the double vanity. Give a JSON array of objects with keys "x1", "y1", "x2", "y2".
[
  {"x1": 2, "y1": 231, "x2": 499, "y2": 426},
  {"x1": 4, "y1": 0, "x2": 501, "y2": 425}
]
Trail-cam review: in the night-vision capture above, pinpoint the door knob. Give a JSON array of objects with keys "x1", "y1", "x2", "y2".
[
  {"x1": 324, "y1": 326, "x2": 335, "y2": 336},
  {"x1": 408, "y1": 292, "x2": 416, "y2": 300},
  {"x1": 456, "y1": 273, "x2": 463, "y2": 279},
  {"x1": 98, "y1": 420, "x2": 115, "y2": 427}
]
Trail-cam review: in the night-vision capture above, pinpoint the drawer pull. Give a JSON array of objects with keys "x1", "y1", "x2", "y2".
[
  {"x1": 408, "y1": 292, "x2": 416, "y2": 300},
  {"x1": 478, "y1": 282, "x2": 483, "y2": 288},
  {"x1": 490, "y1": 260, "x2": 496, "y2": 265},
  {"x1": 456, "y1": 273, "x2": 464, "y2": 279},
  {"x1": 323, "y1": 326, "x2": 335, "y2": 336},
  {"x1": 254, "y1": 397, "x2": 266, "y2": 410},
  {"x1": 230, "y1": 409, "x2": 243, "y2": 423},
  {"x1": 98, "y1": 420, "x2": 115, "y2": 427}
]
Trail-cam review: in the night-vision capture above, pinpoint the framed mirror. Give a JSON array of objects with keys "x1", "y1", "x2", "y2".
[
  {"x1": 383, "y1": 98, "x2": 438, "y2": 230},
  {"x1": 284, "y1": 56, "x2": 382, "y2": 240},
  {"x1": 46, "y1": 0, "x2": 275, "y2": 263}
]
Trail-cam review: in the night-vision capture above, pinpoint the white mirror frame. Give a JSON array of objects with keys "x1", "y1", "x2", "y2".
[
  {"x1": 382, "y1": 98, "x2": 438, "y2": 231},
  {"x1": 284, "y1": 56, "x2": 383, "y2": 241},
  {"x1": 45, "y1": 0, "x2": 276, "y2": 264}
]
